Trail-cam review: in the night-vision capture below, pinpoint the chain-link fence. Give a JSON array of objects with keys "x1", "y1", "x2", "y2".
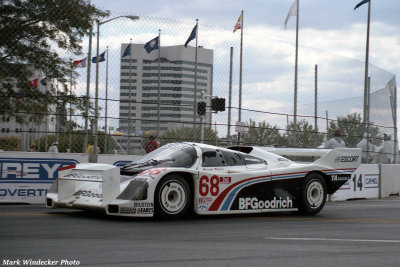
[{"x1": 1, "y1": 10, "x2": 397, "y2": 163}]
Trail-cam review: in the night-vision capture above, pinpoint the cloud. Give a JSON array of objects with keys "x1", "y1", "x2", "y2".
[{"x1": 74, "y1": 2, "x2": 399, "y2": 139}]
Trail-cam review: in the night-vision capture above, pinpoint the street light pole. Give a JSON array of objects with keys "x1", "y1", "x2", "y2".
[
  {"x1": 104, "y1": 46, "x2": 109, "y2": 153},
  {"x1": 93, "y1": 15, "x2": 139, "y2": 163},
  {"x1": 93, "y1": 19, "x2": 100, "y2": 163}
]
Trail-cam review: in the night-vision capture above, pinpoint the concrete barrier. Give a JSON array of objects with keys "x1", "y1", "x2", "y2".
[
  {"x1": 330, "y1": 164, "x2": 400, "y2": 201},
  {"x1": 330, "y1": 164, "x2": 379, "y2": 201},
  {"x1": 0, "y1": 151, "x2": 139, "y2": 204},
  {"x1": 1, "y1": 151, "x2": 399, "y2": 204},
  {"x1": 380, "y1": 164, "x2": 400, "y2": 198}
]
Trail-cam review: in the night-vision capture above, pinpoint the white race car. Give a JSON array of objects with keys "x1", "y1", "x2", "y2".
[{"x1": 46, "y1": 143, "x2": 361, "y2": 218}]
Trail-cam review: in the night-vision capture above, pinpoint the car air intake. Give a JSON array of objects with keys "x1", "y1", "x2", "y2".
[{"x1": 108, "y1": 205, "x2": 119, "y2": 214}]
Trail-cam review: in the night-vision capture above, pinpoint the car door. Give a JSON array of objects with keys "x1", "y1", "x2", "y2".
[{"x1": 195, "y1": 148, "x2": 271, "y2": 214}]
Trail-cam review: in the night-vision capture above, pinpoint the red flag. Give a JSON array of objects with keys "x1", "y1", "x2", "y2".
[
  {"x1": 28, "y1": 78, "x2": 38, "y2": 88},
  {"x1": 73, "y1": 58, "x2": 87, "y2": 68}
]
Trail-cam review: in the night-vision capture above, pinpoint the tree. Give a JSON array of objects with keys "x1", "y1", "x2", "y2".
[
  {"x1": 0, "y1": 0, "x2": 109, "y2": 122},
  {"x1": 157, "y1": 127, "x2": 219, "y2": 146},
  {"x1": 327, "y1": 113, "x2": 382, "y2": 147},
  {"x1": 0, "y1": 136, "x2": 20, "y2": 151},
  {"x1": 240, "y1": 120, "x2": 286, "y2": 147},
  {"x1": 286, "y1": 119, "x2": 324, "y2": 148},
  {"x1": 38, "y1": 130, "x2": 116, "y2": 153}
]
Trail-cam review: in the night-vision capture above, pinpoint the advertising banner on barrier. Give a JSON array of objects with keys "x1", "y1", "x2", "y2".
[
  {"x1": 0, "y1": 152, "x2": 138, "y2": 204},
  {"x1": 330, "y1": 164, "x2": 379, "y2": 201},
  {"x1": 0, "y1": 157, "x2": 80, "y2": 204}
]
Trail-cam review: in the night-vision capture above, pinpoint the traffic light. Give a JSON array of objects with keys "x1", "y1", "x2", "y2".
[
  {"x1": 197, "y1": 101, "x2": 206, "y2": 115},
  {"x1": 211, "y1": 97, "x2": 225, "y2": 112}
]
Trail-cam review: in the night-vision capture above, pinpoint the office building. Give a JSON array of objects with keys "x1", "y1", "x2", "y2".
[{"x1": 119, "y1": 44, "x2": 213, "y2": 151}]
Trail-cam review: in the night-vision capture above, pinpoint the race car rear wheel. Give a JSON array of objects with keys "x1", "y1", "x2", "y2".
[
  {"x1": 155, "y1": 175, "x2": 192, "y2": 219},
  {"x1": 298, "y1": 173, "x2": 326, "y2": 215}
]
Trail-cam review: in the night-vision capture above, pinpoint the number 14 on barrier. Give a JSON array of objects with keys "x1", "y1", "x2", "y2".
[{"x1": 351, "y1": 173, "x2": 379, "y2": 191}]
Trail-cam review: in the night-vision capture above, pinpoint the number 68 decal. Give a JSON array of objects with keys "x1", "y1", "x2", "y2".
[{"x1": 199, "y1": 175, "x2": 220, "y2": 196}]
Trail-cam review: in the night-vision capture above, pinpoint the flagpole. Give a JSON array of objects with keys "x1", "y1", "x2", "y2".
[
  {"x1": 363, "y1": 0, "x2": 371, "y2": 130},
  {"x1": 104, "y1": 46, "x2": 109, "y2": 153},
  {"x1": 69, "y1": 61, "x2": 73, "y2": 152},
  {"x1": 293, "y1": 0, "x2": 299, "y2": 147},
  {"x1": 83, "y1": 27, "x2": 92, "y2": 153},
  {"x1": 238, "y1": 10, "x2": 244, "y2": 144},
  {"x1": 193, "y1": 19, "x2": 199, "y2": 142},
  {"x1": 157, "y1": 30, "x2": 161, "y2": 139},
  {"x1": 228, "y1": 47, "x2": 233, "y2": 145},
  {"x1": 128, "y1": 39, "x2": 132, "y2": 154}
]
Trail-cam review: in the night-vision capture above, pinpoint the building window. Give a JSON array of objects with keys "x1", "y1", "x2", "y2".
[
  {"x1": 120, "y1": 79, "x2": 137, "y2": 83},
  {"x1": 121, "y1": 72, "x2": 137, "y2": 76},
  {"x1": 120, "y1": 86, "x2": 137, "y2": 90},
  {"x1": 121, "y1": 59, "x2": 137, "y2": 63},
  {"x1": 120, "y1": 93, "x2": 137, "y2": 97},
  {"x1": 121, "y1": 65, "x2": 137, "y2": 70},
  {"x1": 120, "y1": 106, "x2": 136, "y2": 110}
]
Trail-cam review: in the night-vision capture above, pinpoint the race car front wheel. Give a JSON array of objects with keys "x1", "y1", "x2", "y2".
[
  {"x1": 155, "y1": 175, "x2": 192, "y2": 219},
  {"x1": 298, "y1": 173, "x2": 327, "y2": 215}
]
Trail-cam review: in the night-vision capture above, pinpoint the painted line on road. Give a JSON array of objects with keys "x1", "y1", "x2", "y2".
[
  {"x1": 242, "y1": 216, "x2": 400, "y2": 224},
  {"x1": 265, "y1": 237, "x2": 400, "y2": 243},
  {"x1": 0, "y1": 211, "x2": 72, "y2": 216}
]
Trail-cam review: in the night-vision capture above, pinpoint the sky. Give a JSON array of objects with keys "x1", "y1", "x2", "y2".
[
  {"x1": 90, "y1": 0, "x2": 400, "y2": 76},
  {"x1": 86, "y1": 0, "x2": 400, "y2": 141}
]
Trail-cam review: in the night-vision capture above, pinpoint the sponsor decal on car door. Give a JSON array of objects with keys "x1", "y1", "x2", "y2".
[{"x1": 196, "y1": 169, "x2": 273, "y2": 214}]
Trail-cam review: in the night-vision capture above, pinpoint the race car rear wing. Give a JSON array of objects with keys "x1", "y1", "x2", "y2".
[
  {"x1": 313, "y1": 148, "x2": 362, "y2": 170},
  {"x1": 229, "y1": 146, "x2": 361, "y2": 169},
  {"x1": 262, "y1": 147, "x2": 361, "y2": 169}
]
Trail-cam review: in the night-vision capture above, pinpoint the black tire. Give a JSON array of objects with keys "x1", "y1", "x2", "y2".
[
  {"x1": 155, "y1": 175, "x2": 192, "y2": 219},
  {"x1": 298, "y1": 173, "x2": 327, "y2": 215}
]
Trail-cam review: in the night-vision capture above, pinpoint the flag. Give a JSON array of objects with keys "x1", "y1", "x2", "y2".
[
  {"x1": 233, "y1": 14, "x2": 242, "y2": 33},
  {"x1": 73, "y1": 58, "x2": 87, "y2": 68},
  {"x1": 184, "y1": 24, "x2": 197, "y2": 47},
  {"x1": 354, "y1": 0, "x2": 370, "y2": 10},
  {"x1": 92, "y1": 51, "x2": 106, "y2": 63},
  {"x1": 284, "y1": 0, "x2": 298, "y2": 29},
  {"x1": 122, "y1": 44, "x2": 131, "y2": 57},
  {"x1": 144, "y1": 36, "x2": 159, "y2": 53},
  {"x1": 28, "y1": 78, "x2": 38, "y2": 88}
]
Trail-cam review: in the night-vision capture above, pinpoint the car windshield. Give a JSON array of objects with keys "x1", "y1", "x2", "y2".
[{"x1": 123, "y1": 143, "x2": 197, "y2": 170}]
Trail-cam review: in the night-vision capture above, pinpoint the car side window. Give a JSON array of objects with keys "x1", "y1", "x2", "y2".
[
  {"x1": 243, "y1": 154, "x2": 267, "y2": 165},
  {"x1": 222, "y1": 150, "x2": 246, "y2": 166},
  {"x1": 202, "y1": 149, "x2": 227, "y2": 167}
]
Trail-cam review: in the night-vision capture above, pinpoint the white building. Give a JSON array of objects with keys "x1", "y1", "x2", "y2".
[
  {"x1": 119, "y1": 44, "x2": 213, "y2": 151},
  {"x1": 0, "y1": 67, "x2": 56, "y2": 151}
]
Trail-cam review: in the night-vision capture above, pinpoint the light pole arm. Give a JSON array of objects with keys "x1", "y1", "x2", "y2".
[{"x1": 100, "y1": 15, "x2": 139, "y2": 25}]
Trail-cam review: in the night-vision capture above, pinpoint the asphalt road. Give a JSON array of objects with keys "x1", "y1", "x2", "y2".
[{"x1": 1, "y1": 197, "x2": 400, "y2": 267}]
